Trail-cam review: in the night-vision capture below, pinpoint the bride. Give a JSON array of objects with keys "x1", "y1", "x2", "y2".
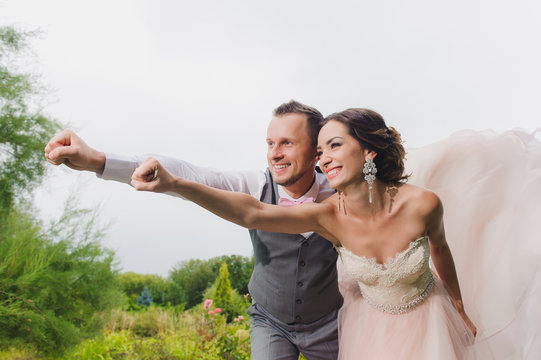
[{"x1": 131, "y1": 108, "x2": 480, "y2": 358}]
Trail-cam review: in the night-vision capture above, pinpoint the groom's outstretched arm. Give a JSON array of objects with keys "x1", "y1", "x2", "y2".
[
  {"x1": 45, "y1": 129, "x2": 106, "y2": 173},
  {"x1": 44, "y1": 129, "x2": 265, "y2": 198}
]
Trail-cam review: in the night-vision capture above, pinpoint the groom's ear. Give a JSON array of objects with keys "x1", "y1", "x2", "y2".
[{"x1": 310, "y1": 147, "x2": 320, "y2": 163}]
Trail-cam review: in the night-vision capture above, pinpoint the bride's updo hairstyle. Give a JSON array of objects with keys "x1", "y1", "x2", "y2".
[{"x1": 323, "y1": 108, "x2": 409, "y2": 184}]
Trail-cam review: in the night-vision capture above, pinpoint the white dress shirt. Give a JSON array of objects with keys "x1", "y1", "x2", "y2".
[{"x1": 100, "y1": 153, "x2": 335, "y2": 237}]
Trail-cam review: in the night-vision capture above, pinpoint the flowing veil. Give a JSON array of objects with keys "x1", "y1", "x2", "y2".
[{"x1": 404, "y1": 129, "x2": 541, "y2": 358}]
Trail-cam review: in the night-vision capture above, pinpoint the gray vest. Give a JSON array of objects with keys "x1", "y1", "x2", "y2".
[{"x1": 248, "y1": 169, "x2": 343, "y2": 324}]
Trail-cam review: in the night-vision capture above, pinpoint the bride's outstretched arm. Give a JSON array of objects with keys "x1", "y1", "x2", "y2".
[
  {"x1": 424, "y1": 192, "x2": 477, "y2": 337},
  {"x1": 130, "y1": 157, "x2": 337, "y2": 241}
]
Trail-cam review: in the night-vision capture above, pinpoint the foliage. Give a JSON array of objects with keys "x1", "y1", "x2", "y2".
[
  {"x1": 168, "y1": 255, "x2": 253, "y2": 309},
  {"x1": 212, "y1": 262, "x2": 234, "y2": 321},
  {"x1": 214, "y1": 263, "x2": 233, "y2": 309},
  {"x1": 0, "y1": 25, "x2": 256, "y2": 358},
  {"x1": 0, "y1": 25, "x2": 124, "y2": 356},
  {"x1": 137, "y1": 287, "x2": 152, "y2": 307},
  {"x1": 61, "y1": 306, "x2": 251, "y2": 360},
  {"x1": 202, "y1": 284, "x2": 250, "y2": 323},
  {"x1": 0, "y1": 26, "x2": 61, "y2": 218},
  {"x1": 208, "y1": 255, "x2": 253, "y2": 296},
  {"x1": 168, "y1": 259, "x2": 216, "y2": 309},
  {"x1": 0, "y1": 346, "x2": 39, "y2": 360},
  {"x1": 117, "y1": 272, "x2": 185, "y2": 308},
  {"x1": 0, "y1": 200, "x2": 124, "y2": 355}
]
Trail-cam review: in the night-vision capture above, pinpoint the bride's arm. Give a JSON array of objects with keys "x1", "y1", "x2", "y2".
[
  {"x1": 130, "y1": 157, "x2": 337, "y2": 241},
  {"x1": 423, "y1": 192, "x2": 477, "y2": 337}
]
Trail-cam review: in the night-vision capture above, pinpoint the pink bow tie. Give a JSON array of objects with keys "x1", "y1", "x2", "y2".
[{"x1": 278, "y1": 197, "x2": 315, "y2": 207}]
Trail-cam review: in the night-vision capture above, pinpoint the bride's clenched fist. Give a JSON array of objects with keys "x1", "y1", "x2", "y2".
[{"x1": 131, "y1": 157, "x2": 176, "y2": 193}]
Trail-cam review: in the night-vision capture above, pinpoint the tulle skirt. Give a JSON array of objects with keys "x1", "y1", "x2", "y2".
[
  {"x1": 338, "y1": 268, "x2": 479, "y2": 359},
  {"x1": 337, "y1": 129, "x2": 541, "y2": 359}
]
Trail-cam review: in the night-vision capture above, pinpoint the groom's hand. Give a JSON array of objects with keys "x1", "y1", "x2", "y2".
[
  {"x1": 44, "y1": 130, "x2": 105, "y2": 174},
  {"x1": 131, "y1": 157, "x2": 175, "y2": 193}
]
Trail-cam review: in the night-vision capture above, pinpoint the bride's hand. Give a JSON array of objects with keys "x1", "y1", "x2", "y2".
[
  {"x1": 454, "y1": 299, "x2": 476, "y2": 338},
  {"x1": 459, "y1": 310, "x2": 477, "y2": 339},
  {"x1": 131, "y1": 157, "x2": 176, "y2": 193}
]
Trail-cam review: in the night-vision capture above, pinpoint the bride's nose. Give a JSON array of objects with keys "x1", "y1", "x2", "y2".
[{"x1": 320, "y1": 151, "x2": 332, "y2": 168}]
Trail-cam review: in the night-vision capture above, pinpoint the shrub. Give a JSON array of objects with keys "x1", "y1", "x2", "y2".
[
  {"x1": 137, "y1": 287, "x2": 152, "y2": 307},
  {"x1": 168, "y1": 255, "x2": 253, "y2": 310},
  {"x1": 214, "y1": 262, "x2": 234, "y2": 316},
  {"x1": 202, "y1": 286, "x2": 250, "y2": 323},
  {"x1": 0, "y1": 25, "x2": 122, "y2": 356},
  {"x1": 0, "y1": 26, "x2": 61, "y2": 219},
  {"x1": 65, "y1": 306, "x2": 251, "y2": 359},
  {"x1": 117, "y1": 272, "x2": 184, "y2": 307},
  {"x1": 0, "y1": 201, "x2": 123, "y2": 355},
  {"x1": 168, "y1": 259, "x2": 215, "y2": 308},
  {"x1": 208, "y1": 255, "x2": 253, "y2": 295}
]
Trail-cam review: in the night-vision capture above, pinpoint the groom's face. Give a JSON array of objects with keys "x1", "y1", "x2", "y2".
[{"x1": 266, "y1": 113, "x2": 318, "y2": 189}]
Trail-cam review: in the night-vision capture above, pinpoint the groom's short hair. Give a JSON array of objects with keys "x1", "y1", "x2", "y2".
[{"x1": 273, "y1": 100, "x2": 324, "y2": 147}]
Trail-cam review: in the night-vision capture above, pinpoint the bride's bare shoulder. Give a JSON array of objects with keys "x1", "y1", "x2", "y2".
[{"x1": 398, "y1": 184, "x2": 442, "y2": 216}]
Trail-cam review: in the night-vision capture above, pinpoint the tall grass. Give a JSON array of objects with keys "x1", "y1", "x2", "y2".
[
  {"x1": 62, "y1": 305, "x2": 251, "y2": 360},
  {"x1": 0, "y1": 305, "x2": 314, "y2": 359}
]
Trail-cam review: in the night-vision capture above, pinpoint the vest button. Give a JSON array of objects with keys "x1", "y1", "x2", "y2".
[
  {"x1": 296, "y1": 315, "x2": 302, "y2": 320},
  {"x1": 297, "y1": 281, "x2": 303, "y2": 287},
  {"x1": 299, "y1": 260, "x2": 306, "y2": 267},
  {"x1": 303, "y1": 242, "x2": 309, "y2": 247},
  {"x1": 296, "y1": 299, "x2": 302, "y2": 304}
]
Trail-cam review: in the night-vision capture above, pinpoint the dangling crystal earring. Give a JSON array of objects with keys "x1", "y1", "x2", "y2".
[
  {"x1": 337, "y1": 191, "x2": 347, "y2": 215},
  {"x1": 363, "y1": 158, "x2": 377, "y2": 204}
]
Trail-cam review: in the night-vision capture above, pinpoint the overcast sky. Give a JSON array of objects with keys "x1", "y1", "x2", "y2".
[{"x1": 2, "y1": 0, "x2": 540, "y2": 276}]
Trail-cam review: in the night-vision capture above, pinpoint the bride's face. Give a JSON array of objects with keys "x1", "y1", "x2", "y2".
[{"x1": 317, "y1": 120, "x2": 370, "y2": 189}]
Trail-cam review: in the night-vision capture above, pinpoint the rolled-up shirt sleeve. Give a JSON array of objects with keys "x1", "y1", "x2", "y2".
[{"x1": 100, "y1": 153, "x2": 266, "y2": 199}]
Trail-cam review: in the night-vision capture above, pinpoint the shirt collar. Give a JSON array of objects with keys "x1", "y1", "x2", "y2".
[{"x1": 277, "y1": 172, "x2": 320, "y2": 203}]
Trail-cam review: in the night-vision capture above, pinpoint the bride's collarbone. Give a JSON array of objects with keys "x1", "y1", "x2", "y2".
[
  {"x1": 340, "y1": 195, "x2": 414, "y2": 223},
  {"x1": 339, "y1": 213, "x2": 418, "y2": 236}
]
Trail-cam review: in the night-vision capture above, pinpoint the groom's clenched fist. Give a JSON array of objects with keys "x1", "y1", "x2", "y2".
[{"x1": 44, "y1": 129, "x2": 105, "y2": 174}]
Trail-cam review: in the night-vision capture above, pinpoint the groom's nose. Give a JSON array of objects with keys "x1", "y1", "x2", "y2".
[{"x1": 269, "y1": 145, "x2": 284, "y2": 160}]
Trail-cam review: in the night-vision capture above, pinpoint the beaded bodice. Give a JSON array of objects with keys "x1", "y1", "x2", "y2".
[{"x1": 337, "y1": 236, "x2": 434, "y2": 314}]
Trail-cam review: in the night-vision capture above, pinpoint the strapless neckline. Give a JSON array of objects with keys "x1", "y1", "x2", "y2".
[{"x1": 337, "y1": 236, "x2": 428, "y2": 270}]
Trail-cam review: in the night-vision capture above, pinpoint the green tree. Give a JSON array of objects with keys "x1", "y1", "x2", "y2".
[
  {"x1": 167, "y1": 255, "x2": 252, "y2": 310},
  {"x1": 0, "y1": 26, "x2": 122, "y2": 355},
  {"x1": 214, "y1": 262, "x2": 233, "y2": 308},
  {"x1": 137, "y1": 287, "x2": 152, "y2": 307},
  {"x1": 117, "y1": 272, "x2": 182, "y2": 307},
  {"x1": 163, "y1": 280, "x2": 186, "y2": 308},
  {"x1": 0, "y1": 200, "x2": 123, "y2": 355},
  {"x1": 213, "y1": 262, "x2": 235, "y2": 321},
  {"x1": 0, "y1": 26, "x2": 60, "y2": 219},
  {"x1": 169, "y1": 259, "x2": 215, "y2": 308},
  {"x1": 202, "y1": 283, "x2": 250, "y2": 322},
  {"x1": 209, "y1": 255, "x2": 253, "y2": 295}
]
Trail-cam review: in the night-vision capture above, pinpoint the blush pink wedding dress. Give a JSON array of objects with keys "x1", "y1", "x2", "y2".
[{"x1": 336, "y1": 129, "x2": 541, "y2": 359}]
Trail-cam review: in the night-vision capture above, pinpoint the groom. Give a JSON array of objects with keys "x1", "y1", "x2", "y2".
[{"x1": 45, "y1": 100, "x2": 342, "y2": 360}]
